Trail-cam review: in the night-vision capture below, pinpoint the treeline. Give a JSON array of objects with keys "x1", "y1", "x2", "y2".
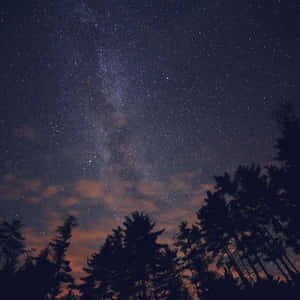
[{"x1": 1, "y1": 104, "x2": 300, "y2": 299}]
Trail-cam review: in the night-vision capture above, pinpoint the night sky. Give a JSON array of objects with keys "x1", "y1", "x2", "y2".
[{"x1": 1, "y1": 0, "x2": 300, "y2": 280}]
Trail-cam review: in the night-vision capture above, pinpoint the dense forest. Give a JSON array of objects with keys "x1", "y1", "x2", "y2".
[{"x1": 1, "y1": 104, "x2": 300, "y2": 299}]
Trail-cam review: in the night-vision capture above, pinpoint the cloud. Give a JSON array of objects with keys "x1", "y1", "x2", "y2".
[
  {"x1": 0, "y1": 177, "x2": 42, "y2": 201},
  {"x1": 24, "y1": 227, "x2": 50, "y2": 252},
  {"x1": 0, "y1": 176, "x2": 65, "y2": 205},
  {"x1": 28, "y1": 196, "x2": 42, "y2": 204},
  {"x1": 168, "y1": 173, "x2": 194, "y2": 191},
  {"x1": 25, "y1": 180, "x2": 43, "y2": 193},
  {"x1": 102, "y1": 193, "x2": 119, "y2": 211},
  {"x1": 4, "y1": 169, "x2": 215, "y2": 285},
  {"x1": 0, "y1": 181, "x2": 23, "y2": 201},
  {"x1": 67, "y1": 228, "x2": 109, "y2": 283},
  {"x1": 157, "y1": 207, "x2": 197, "y2": 235},
  {"x1": 42, "y1": 185, "x2": 60, "y2": 198},
  {"x1": 15, "y1": 124, "x2": 39, "y2": 141},
  {"x1": 137, "y1": 179, "x2": 165, "y2": 198},
  {"x1": 190, "y1": 184, "x2": 213, "y2": 208},
  {"x1": 61, "y1": 197, "x2": 80, "y2": 207},
  {"x1": 2, "y1": 173, "x2": 16, "y2": 182},
  {"x1": 75, "y1": 179, "x2": 105, "y2": 199}
]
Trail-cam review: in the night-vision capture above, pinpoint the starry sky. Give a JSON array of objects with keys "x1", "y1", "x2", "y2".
[{"x1": 1, "y1": 0, "x2": 300, "y2": 280}]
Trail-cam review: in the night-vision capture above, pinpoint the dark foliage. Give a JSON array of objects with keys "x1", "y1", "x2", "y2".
[
  {"x1": 0, "y1": 215, "x2": 77, "y2": 300},
  {"x1": 78, "y1": 211, "x2": 189, "y2": 299}
]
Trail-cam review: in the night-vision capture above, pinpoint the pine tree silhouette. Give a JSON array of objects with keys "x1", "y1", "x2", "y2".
[
  {"x1": 79, "y1": 211, "x2": 190, "y2": 299},
  {"x1": 0, "y1": 219, "x2": 26, "y2": 299},
  {"x1": 273, "y1": 102, "x2": 300, "y2": 254},
  {"x1": 48, "y1": 215, "x2": 77, "y2": 299}
]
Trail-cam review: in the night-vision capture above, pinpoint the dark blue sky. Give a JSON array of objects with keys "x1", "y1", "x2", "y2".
[{"x1": 1, "y1": 0, "x2": 300, "y2": 280}]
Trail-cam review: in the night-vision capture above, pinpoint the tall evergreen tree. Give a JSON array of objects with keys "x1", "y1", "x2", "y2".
[
  {"x1": 0, "y1": 219, "x2": 26, "y2": 299},
  {"x1": 175, "y1": 221, "x2": 215, "y2": 298},
  {"x1": 273, "y1": 103, "x2": 300, "y2": 253},
  {"x1": 0, "y1": 219, "x2": 26, "y2": 271},
  {"x1": 79, "y1": 211, "x2": 189, "y2": 300},
  {"x1": 48, "y1": 215, "x2": 77, "y2": 299},
  {"x1": 200, "y1": 189, "x2": 251, "y2": 285}
]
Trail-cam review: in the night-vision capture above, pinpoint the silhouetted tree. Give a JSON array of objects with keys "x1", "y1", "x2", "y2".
[
  {"x1": 24, "y1": 246, "x2": 56, "y2": 299},
  {"x1": 178, "y1": 158, "x2": 300, "y2": 297},
  {"x1": 175, "y1": 221, "x2": 215, "y2": 298},
  {"x1": 79, "y1": 211, "x2": 189, "y2": 300},
  {"x1": 197, "y1": 189, "x2": 250, "y2": 285},
  {"x1": 48, "y1": 215, "x2": 77, "y2": 299},
  {"x1": 78, "y1": 252, "x2": 103, "y2": 300},
  {"x1": 200, "y1": 165, "x2": 298, "y2": 282},
  {"x1": 200, "y1": 271, "x2": 241, "y2": 300},
  {"x1": 0, "y1": 219, "x2": 26, "y2": 299},
  {"x1": 213, "y1": 166, "x2": 274, "y2": 280},
  {"x1": 0, "y1": 219, "x2": 26, "y2": 271},
  {"x1": 60, "y1": 289, "x2": 79, "y2": 300},
  {"x1": 16, "y1": 215, "x2": 77, "y2": 300},
  {"x1": 151, "y1": 247, "x2": 192, "y2": 300},
  {"x1": 273, "y1": 102, "x2": 300, "y2": 253},
  {"x1": 3, "y1": 105, "x2": 300, "y2": 300}
]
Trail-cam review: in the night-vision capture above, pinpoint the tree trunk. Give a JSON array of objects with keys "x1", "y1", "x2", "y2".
[
  {"x1": 282, "y1": 252, "x2": 299, "y2": 274},
  {"x1": 244, "y1": 235, "x2": 272, "y2": 280},
  {"x1": 272, "y1": 257, "x2": 290, "y2": 282},
  {"x1": 233, "y1": 232, "x2": 271, "y2": 280},
  {"x1": 254, "y1": 226, "x2": 292, "y2": 280},
  {"x1": 236, "y1": 250, "x2": 255, "y2": 283},
  {"x1": 224, "y1": 246, "x2": 248, "y2": 286},
  {"x1": 277, "y1": 256, "x2": 295, "y2": 279},
  {"x1": 263, "y1": 227, "x2": 296, "y2": 279}
]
